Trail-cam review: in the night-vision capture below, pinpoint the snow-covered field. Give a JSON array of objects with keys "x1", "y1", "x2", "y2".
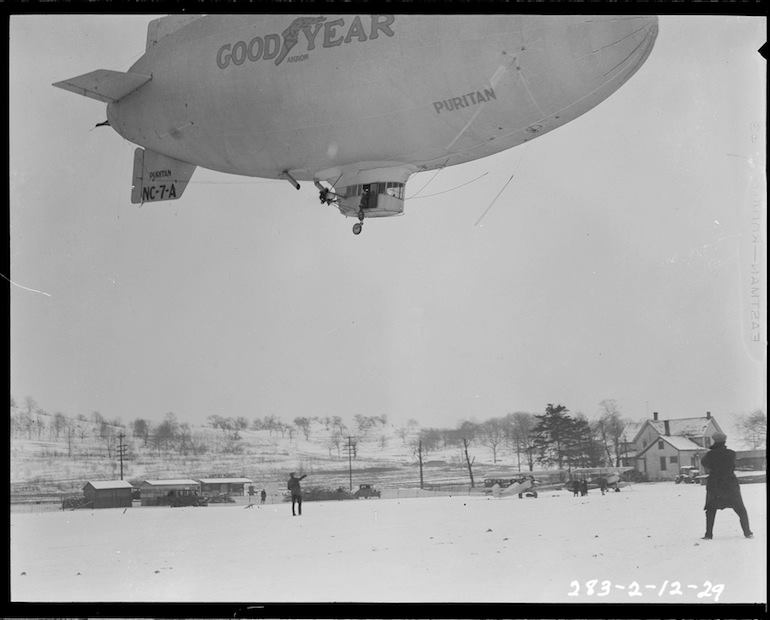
[{"x1": 11, "y1": 482, "x2": 765, "y2": 603}]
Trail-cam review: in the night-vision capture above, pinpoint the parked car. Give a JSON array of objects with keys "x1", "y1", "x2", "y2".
[
  {"x1": 168, "y1": 491, "x2": 207, "y2": 507},
  {"x1": 208, "y1": 493, "x2": 235, "y2": 503},
  {"x1": 674, "y1": 466, "x2": 700, "y2": 484},
  {"x1": 354, "y1": 484, "x2": 381, "y2": 499},
  {"x1": 282, "y1": 486, "x2": 355, "y2": 502}
]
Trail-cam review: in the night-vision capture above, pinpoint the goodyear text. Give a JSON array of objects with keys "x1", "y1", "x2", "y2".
[{"x1": 217, "y1": 15, "x2": 396, "y2": 69}]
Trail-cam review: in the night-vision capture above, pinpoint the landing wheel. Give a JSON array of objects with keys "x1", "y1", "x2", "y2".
[{"x1": 352, "y1": 222, "x2": 363, "y2": 235}]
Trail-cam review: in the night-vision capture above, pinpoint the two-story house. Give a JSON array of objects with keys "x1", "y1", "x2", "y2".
[{"x1": 630, "y1": 411, "x2": 723, "y2": 481}]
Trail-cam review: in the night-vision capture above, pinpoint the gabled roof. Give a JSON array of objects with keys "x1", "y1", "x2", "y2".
[
  {"x1": 621, "y1": 421, "x2": 644, "y2": 442},
  {"x1": 636, "y1": 434, "x2": 704, "y2": 458},
  {"x1": 198, "y1": 478, "x2": 252, "y2": 484},
  {"x1": 141, "y1": 479, "x2": 199, "y2": 486},
  {"x1": 650, "y1": 417, "x2": 721, "y2": 436},
  {"x1": 84, "y1": 480, "x2": 134, "y2": 490},
  {"x1": 630, "y1": 416, "x2": 721, "y2": 444},
  {"x1": 659, "y1": 435, "x2": 704, "y2": 451}
]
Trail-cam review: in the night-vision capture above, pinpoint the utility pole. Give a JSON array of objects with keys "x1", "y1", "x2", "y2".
[
  {"x1": 418, "y1": 439, "x2": 424, "y2": 489},
  {"x1": 347, "y1": 436, "x2": 353, "y2": 491},
  {"x1": 117, "y1": 432, "x2": 127, "y2": 480},
  {"x1": 463, "y1": 437, "x2": 475, "y2": 488}
]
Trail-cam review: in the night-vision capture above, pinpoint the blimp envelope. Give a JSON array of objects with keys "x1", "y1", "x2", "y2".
[{"x1": 131, "y1": 148, "x2": 197, "y2": 204}]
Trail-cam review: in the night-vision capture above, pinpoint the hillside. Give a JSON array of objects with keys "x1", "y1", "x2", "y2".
[{"x1": 10, "y1": 418, "x2": 524, "y2": 500}]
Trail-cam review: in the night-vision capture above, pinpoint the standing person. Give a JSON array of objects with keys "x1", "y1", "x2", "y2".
[
  {"x1": 260, "y1": 489, "x2": 267, "y2": 504},
  {"x1": 580, "y1": 479, "x2": 588, "y2": 496},
  {"x1": 287, "y1": 472, "x2": 307, "y2": 516},
  {"x1": 598, "y1": 477, "x2": 608, "y2": 496},
  {"x1": 701, "y1": 432, "x2": 753, "y2": 539}
]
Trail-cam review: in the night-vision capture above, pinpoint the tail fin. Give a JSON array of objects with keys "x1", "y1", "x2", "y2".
[
  {"x1": 131, "y1": 148, "x2": 196, "y2": 204},
  {"x1": 53, "y1": 70, "x2": 151, "y2": 104},
  {"x1": 146, "y1": 15, "x2": 203, "y2": 50}
]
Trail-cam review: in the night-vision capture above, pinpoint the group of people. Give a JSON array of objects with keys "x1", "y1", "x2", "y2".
[{"x1": 567, "y1": 478, "x2": 589, "y2": 497}]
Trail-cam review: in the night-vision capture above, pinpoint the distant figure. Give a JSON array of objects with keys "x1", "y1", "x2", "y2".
[
  {"x1": 598, "y1": 477, "x2": 608, "y2": 496},
  {"x1": 260, "y1": 489, "x2": 267, "y2": 504},
  {"x1": 580, "y1": 479, "x2": 588, "y2": 496},
  {"x1": 248, "y1": 485, "x2": 255, "y2": 498},
  {"x1": 287, "y1": 472, "x2": 307, "y2": 516},
  {"x1": 701, "y1": 432, "x2": 753, "y2": 539},
  {"x1": 568, "y1": 480, "x2": 580, "y2": 497}
]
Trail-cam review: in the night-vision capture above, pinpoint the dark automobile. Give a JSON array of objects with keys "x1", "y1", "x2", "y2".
[
  {"x1": 208, "y1": 493, "x2": 236, "y2": 503},
  {"x1": 354, "y1": 484, "x2": 381, "y2": 499},
  {"x1": 282, "y1": 486, "x2": 355, "y2": 502},
  {"x1": 674, "y1": 466, "x2": 700, "y2": 484},
  {"x1": 168, "y1": 491, "x2": 207, "y2": 507}
]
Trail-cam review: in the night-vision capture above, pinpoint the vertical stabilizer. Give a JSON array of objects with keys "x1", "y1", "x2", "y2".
[
  {"x1": 146, "y1": 15, "x2": 203, "y2": 50},
  {"x1": 131, "y1": 148, "x2": 196, "y2": 204}
]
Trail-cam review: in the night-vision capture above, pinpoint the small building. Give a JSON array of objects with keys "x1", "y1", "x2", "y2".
[
  {"x1": 197, "y1": 478, "x2": 252, "y2": 497},
  {"x1": 140, "y1": 479, "x2": 200, "y2": 506},
  {"x1": 630, "y1": 412, "x2": 723, "y2": 480},
  {"x1": 83, "y1": 480, "x2": 134, "y2": 509},
  {"x1": 735, "y1": 449, "x2": 766, "y2": 471}
]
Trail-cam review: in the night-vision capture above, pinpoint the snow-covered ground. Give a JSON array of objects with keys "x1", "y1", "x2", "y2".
[{"x1": 11, "y1": 482, "x2": 765, "y2": 603}]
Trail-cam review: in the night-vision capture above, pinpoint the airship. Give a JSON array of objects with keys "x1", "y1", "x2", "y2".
[{"x1": 54, "y1": 15, "x2": 658, "y2": 235}]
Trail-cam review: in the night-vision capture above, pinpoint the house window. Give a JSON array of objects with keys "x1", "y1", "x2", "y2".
[
  {"x1": 660, "y1": 456, "x2": 668, "y2": 471},
  {"x1": 658, "y1": 440, "x2": 664, "y2": 450},
  {"x1": 670, "y1": 456, "x2": 678, "y2": 463}
]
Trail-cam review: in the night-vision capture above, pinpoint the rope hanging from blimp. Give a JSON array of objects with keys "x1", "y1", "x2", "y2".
[
  {"x1": 406, "y1": 171, "x2": 490, "y2": 200},
  {"x1": 473, "y1": 149, "x2": 528, "y2": 227},
  {"x1": 474, "y1": 174, "x2": 515, "y2": 227},
  {"x1": 406, "y1": 158, "x2": 449, "y2": 200}
]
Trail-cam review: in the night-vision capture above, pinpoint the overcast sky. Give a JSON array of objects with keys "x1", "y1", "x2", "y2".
[{"x1": 9, "y1": 15, "x2": 766, "y2": 440}]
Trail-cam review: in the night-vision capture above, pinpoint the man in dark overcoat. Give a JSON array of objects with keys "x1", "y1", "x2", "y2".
[
  {"x1": 287, "y1": 472, "x2": 307, "y2": 516},
  {"x1": 700, "y1": 432, "x2": 753, "y2": 539}
]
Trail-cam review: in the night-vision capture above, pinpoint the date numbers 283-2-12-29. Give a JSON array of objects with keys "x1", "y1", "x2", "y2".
[{"x1": 567, "y1": 579, "x2": 724, "y2": 601}]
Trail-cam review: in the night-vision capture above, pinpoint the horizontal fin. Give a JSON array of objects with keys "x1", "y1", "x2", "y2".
[
  {"x1": 146, "y1": 15, "x2": 203, "y2": 50},
  {"x1": 53, "y1": 70, "x2": 151, "y2": 104},
  {"x1": 131, "y1": 148, "x2": 196, "y2": 204}
]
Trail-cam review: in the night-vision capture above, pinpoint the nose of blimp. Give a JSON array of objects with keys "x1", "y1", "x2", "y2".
[{"x1": 583, "y1": 15, "x2": 658, "y2": 81}]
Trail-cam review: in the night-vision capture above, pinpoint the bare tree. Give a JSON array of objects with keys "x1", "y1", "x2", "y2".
[
  {"x1": 737, "y1": 410, "x2": 767, "y2": 449},
  {"x1": 294, "y1": 416, "x2": 312, "y2": 440},
  {"x1": 132, "y1": 418, "x2": 151, "y2": 446},
  {"x1": 596, "y1": 399, "x2": 627, "y2": 466},
  {"x1": 52, "y1": 412, "x2": 67, "y2": 440},
  {"x1": 504, "y1": 412, "x2": 536, "y2": 471},
  {"x1": 479, "y1": 417, "x2": 506, "y2": 463}
]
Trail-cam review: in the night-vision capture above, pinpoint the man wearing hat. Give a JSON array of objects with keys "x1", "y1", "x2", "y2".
[
  {"x1": 287, "y1": 472, "x2": 307, "y2": 516},
  {"x1": 700, "y1": 431, "x2": 753, "y2": 539}
]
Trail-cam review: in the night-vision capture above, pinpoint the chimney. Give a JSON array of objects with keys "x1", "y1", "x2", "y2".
[
  {"x1": 706, "y1": 411, "x2": 711, "y2": 419},
  {"x1": 664, "y1": 420, "x2": 670, "y2": 436},
  {"x1": 653, "y1": 411, "x2": 659, "y2": 421}
]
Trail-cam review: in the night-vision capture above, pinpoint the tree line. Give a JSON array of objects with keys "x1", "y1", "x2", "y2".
[
  {"x1": 11, "y1": 394, "x2": 767, "y2": 467},
  {"x1": 410, "y1": 400, "x2": 632, "y2": 472}
]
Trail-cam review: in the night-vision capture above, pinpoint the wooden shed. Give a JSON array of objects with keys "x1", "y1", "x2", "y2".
[
  {"x1": 83, "y1": 480, "x2": 134, "y2": 509},
  {"x1": 197, "y1": 478, "x2": 252, "y2": 497},
  {"x1": 139, "y1": 479, "x2": 201, "y2": 506}
]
